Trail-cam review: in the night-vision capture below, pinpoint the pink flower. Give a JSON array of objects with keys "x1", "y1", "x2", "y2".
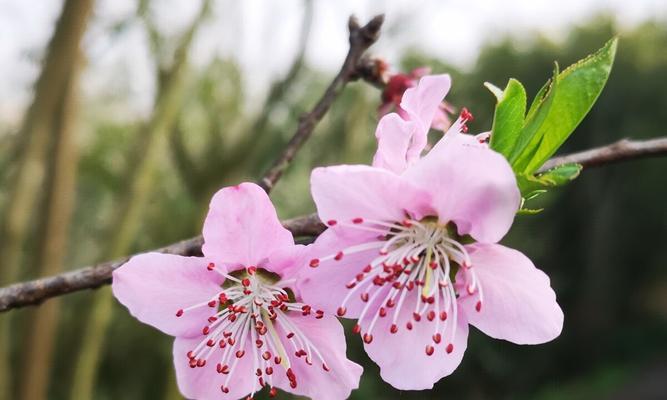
[
  {"x1": 379, "y1": 66, "x2": 454, "y2": 131},
  {"x1": 112, "y1": 183, "x2": 362, "y2": 400},
  {"x1": 299, "y1": 75, "x2": 563, "y2": 390}
]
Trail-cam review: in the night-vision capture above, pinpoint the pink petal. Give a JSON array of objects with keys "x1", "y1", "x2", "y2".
[
  {"x1": 202, "y1": 182, "x2": 294, "y2": 269},
  {"x1": 361, "y1": 296, "x2": 469, "y2": 390},
  {"x1": 310, "y1": 164, "x2": 433, "y2": 225},
  {"x1": 271, "y1": 314, "x2": 363, "y2": 400},
  {"x1": 459, "y1": 243, "x2": 563, "y2": 345},
  {"x1": 400, "y1": 74, "x2": 452, "y2": 158},
  {"x1": 403, "y1": 132, "x2": 520, "y2": 243},
  {"x1": 173, "y1": 336, "x2": 255, "y2": 400},
  {"x1": 372, "y1": 113, "x2": 417, "y2": 174},
  {"x1": 267, "y1": 244, "x2": 308, "y2": 290},
  {"x1": 298, "y1": 229, "x2": 385, "y2": 318},
  {"x1": 112, "y1": 253, "x2": 223, "y2": 338}
]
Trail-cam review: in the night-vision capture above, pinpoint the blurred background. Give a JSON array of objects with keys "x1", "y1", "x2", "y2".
[{"x1": 1, "y1": 0, "x2": 666, "y2": 399}]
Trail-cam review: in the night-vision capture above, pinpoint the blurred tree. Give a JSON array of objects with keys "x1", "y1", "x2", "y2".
[{"x1": 0, "y1": 0, "x2": 94, "y2": 398}]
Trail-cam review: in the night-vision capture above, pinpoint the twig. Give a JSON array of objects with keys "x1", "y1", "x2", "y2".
[
  {"x1": 258, "y1": 14, "x2": 384, "y2": 191},
  {"x1": 539, "y1": 137, "x2": 667, "y2": 171},
  {"x1": 1, "y1": 137, "x2": 666, "y2": 312}
]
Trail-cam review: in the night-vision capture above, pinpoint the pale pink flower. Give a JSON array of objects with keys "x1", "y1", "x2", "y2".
[
  {"x1": 379, "y1": 66, "x2": 455, "y2": 131},
  {"x1": 112, "y1": 183, "x2": 362, "y2": 400},
  {"x1": 299, "y1": 75, "x2": 563, "y2": 390}
]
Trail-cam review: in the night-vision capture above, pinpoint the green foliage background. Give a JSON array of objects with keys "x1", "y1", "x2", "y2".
[{"x1": 2, "y1": 14, "x2": 667, "y2": 400}]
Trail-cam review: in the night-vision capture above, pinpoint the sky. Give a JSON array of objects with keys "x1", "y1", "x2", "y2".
[{"x1": 0, "y1": 0, "x2": 666, "y2": 121}]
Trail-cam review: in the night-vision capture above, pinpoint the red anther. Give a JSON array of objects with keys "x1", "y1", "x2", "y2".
[
  {"x1": 258, "y1": 325, "x2": 268, "y2": 335},
  {"x1": 406, "y1": 321, "x2": 413, "y2": 330},
  {"x1": 334, "y1": 251, "x2": 344, "y2": 261},
  {"x1": 229, "y1": 314, "x2": 237, "y2": 322},
  {"x1": 196, "y1": 359, "x2": 206, "y2": 367},
  {"x1": 413, "y1": 312, "x2": 422, "y2": 322},
  {"x1": 346, "y1": 282, "x2": 356, "y2": 289},
  {"x1": 269, "y1": 387, "x2": 278, "y2": 397},
  {"x1": 429, "y1": 261, "x2": 438, "y2": 270},
  {"x1": 208, "y1": 300, "x2": 217, "y2": 307},
  {"x1": 186, "y1": 350, "x2": 194, "y2": 359},
  {"x1": 390, "y1": 324, "x2": 398, "y2": 334},
  {"x1": 206, "y1": 339, "x2": 215, "y2": 347},
  {"x1": 202, "y1": 326, "x2": 210, "y2": 335},
  {"x1": 425, "y1": 345, "x2": 435, "y2": 356},
  {"x1": 407, "y1": 281, "x2": 415, "y2": 291},
  {"x1": 309, "y1": 258, "x2": 320, "y2": 268},
  {"x1": 207, "y1": 262, "x2": 215, "y2": 271},
  {"x1": 356, "y1": 273, "x2": 365, "y2": 282},
  {"x1": 266, "y1": 366, "x2": 273, "y2": 375},
  {"x1": 427, "y1": 310, "x2": 436, "y2": 321},
  {"x1": 476, "y1": 301, "x2": 482, "y2": 312},
  {"x1": 323, "y1": 363, "x2": 331, "y2": 372},
  {"x1": 189, "y1": 359, "x2": 197, "y2": 368},
  {"x1": 295, "y1": 349, "x2": 307, "y2": 357},
  {"x1": 208, "y1": 316, "x2": 218, "y2": 323},
  {"x1": 290, "y1": 381, "x2": 297, "y2": 389},
  {"x1": 218, "y1": 293, "x2": 228, "y2": 303},
  {"x1": 247, "y1": 266, "x2": 257, "y2": 275},
  {"x1": 363, "y1": 333, "x2": 374, "y2": 344},
  {"x1": 352, "y1": 217, "x2": 364, "y2": 224},
  {"x1": 175, "y1": 309, "x2": 184, "y2": 317},
  {"x1": 224, "y1": 331, "x2": 233, "y2": 338},
  {"x1": 460, "y1": 107, "x2": 474, "y2": 122},
  {"x1": 287, "y1": 332, "x2": 295, "y2": 339},
  {"x1": 301, "y1": 305, "x2": 311, "y2": 315},
  {"x1": 242, "y1": 278, "x2": 251, "y2": 287},
  {"x1": 363, "y1": 265, "x2": 372, "y2": 273},
  {"x1": 337, "y1": 306, "x2": 347, "y2": 317},
  {"x1": 433, "y1": 333, "x2": 442, "y2": 344},
  {"x1": 216, "y1": 363, "x2": 223, "y2": 373},
  {"x1": 446, "y1": 343, "x2": 454, "y2": 354},
  {"x1": 461, "y1": 124, "x2": 469, "y2": 133},
  {"x1": 440, "y1": 311, "x2": 448, "y2": 321},
  {"x1": 286, "y1": 368, "x2": 296, "y2": 379},
  {"x1": 228, "y1": 337, "x2": 235, "y2": 345},
  {"x1": 221, "y1": 386, "x2": 230, "y2": 393},
  {"x1": 386, "y1": 299, "x2": 396, "y2": 308},
  {"x1": 236, "y1": 350, "x2": 245, "y2": 358},
  {"x1": 219, "y1": 340, "x2": 226, "y2": 348},
  {"x1": 360, "y1": 292, "x2": 369, "y2": 302},
  {"x1": 255, "y1": 339, "x2": 263, "y2": 348},
  {"x1": 327, "y1": 219, "x2": 337, "y2": 226},
  {"x1": 402, "y1": 219, "x2": 413, "y2": 227},
  {"x1": 262, "y1": 351, "x2": 272, "y2": 361},
  {"x1": 379, "y1": 307, "x2": 387, "y2": 317},
  {"x1": 352, "y1": 324, "x2": 361, "y2": 334},
  {"x1": 256, "y1": 368, "x2": 262, "y2": 377},
  {"x1": 220, "y1": 364, "x2": 229, "y2": 374},
  {"x1": 274, "y1": 356, "x2": 282, "y2": 365}
]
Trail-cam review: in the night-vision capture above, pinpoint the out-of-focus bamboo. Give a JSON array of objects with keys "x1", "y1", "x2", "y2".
[
  {"x1": 0, "y1": 0, "x2": 93, "y2": 397},
  {"x1": 68, "y1": 2, "x2": 211, "y2": 399},
  {"x1": 18, "y1": 46, "x2": 85, "y2": 400}
]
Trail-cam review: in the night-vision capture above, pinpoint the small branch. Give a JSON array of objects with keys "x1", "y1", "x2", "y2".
[
  {"x1": 539, "y1": 137, "x2": 667, "y2": 172},
  {"x1": 258, "y1": 14, "x2": 384, "y2": 192}
]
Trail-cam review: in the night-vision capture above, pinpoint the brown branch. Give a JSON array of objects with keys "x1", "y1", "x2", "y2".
[
  {"x1": 2, "y1": 136, "x2": 666, "y2": 312},
  {"x1": 258, "y1": 14, "x2": 384, "y2": 192},
  {"x1": 539, "y1": 137, "x2": 667, "y2": 171}
]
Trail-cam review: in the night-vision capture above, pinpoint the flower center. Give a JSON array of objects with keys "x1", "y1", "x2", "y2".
[
  {"x1": 175, "y1": 265, "x2": 329, "y2": 398},
  {"x1": 310, "y1": 217, "x2": 483, "y2": 356}
]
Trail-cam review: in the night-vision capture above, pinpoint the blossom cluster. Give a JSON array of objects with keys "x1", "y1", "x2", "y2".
[{"x1": 112, "y1": 74, "x2": 563, "y2": 399}]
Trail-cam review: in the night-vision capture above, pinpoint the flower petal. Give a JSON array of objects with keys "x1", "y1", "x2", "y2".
[
  {"x1": 112, "y1": 253, "x2": 223, "y2": 338},
  {"x1": 173, "y1": 336, "x2": 255, "y2": 400},
  {"x1": 459, "y1": 243, "x2": 563, "y2": 345},
  {"x1": 298, "y1": 229, "x2": 381, "y2": 318},
  {"x1": 372, "y1": 113, "x2": 418, "y2": 174},
  {"x1": 403, "y1": 132, "x2": 520, "y2": 243},
  {"x1": 311, "y1": 164, "x2": 433, "y2": 225},
  {"x1": 202, "y1": 182, "x2": 294, "y2": 268},
  {"x1": 272, "y1": 314, "x2": 363, "y2": 400},
  {"x1": 400, "y1": 74, "x2": 452, "y2": 157},
  {"x1": 361, "y1": 296, "x2": 469, "y2": 390}
]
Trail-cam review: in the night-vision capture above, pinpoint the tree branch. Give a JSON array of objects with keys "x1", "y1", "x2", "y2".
[
  {"x1": 539, "y1": 137, "x2": 667, "y2": 171},
  {"x1": 1, "y1": 136, "x2": 666, "y2": 312},
  {"x1": 258, "y1": 14, "x2": 385, "y2": 191}
]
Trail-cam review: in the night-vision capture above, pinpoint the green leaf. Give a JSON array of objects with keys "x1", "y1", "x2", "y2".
[
  {"x1": 509, "y1": 63, "x2": 559, "y2": 171},
  {"x1": 522, "y1": 38, "x2": 618, "y2": 173},
  {"x1": 516, "y1": 163, "x2": 582, "y2": 212},
  {"x1": 487, "y1": 79, "x2": 527, "y2": 159}
]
